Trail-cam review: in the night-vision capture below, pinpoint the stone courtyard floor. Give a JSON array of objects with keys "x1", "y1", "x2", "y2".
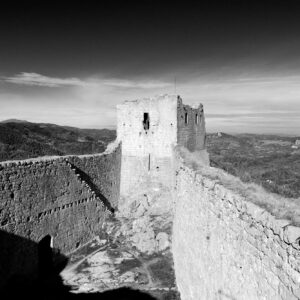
[{"x1": 61, "y1": 217, "x2": 180, "y2": 300}]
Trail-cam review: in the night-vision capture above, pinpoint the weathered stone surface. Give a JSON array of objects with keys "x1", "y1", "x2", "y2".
[
  {"x1": 173, "y1": 160, "x2": 300, "y2": 300},
  {"x1": 177, "y1": 97, "x2": 206, "y2": 152},
  {"x1": 0, "y1": 142, "x2": 121, "y2": 288},
  {"x1": 117, "y1": 95, "x2": 179, "y2": 199},
  {"x1": 2, "y1": 95, "x2": 299, "y2": 300},
  {"x1": 156, "y1": 232, "x2": 170, "y2": 251},
  {"x1": 284, "y1": 226, "x2": 300, "y2": 244},
  {"x1": 117, "y1": 95, "x2": 208, "y2": 203}
]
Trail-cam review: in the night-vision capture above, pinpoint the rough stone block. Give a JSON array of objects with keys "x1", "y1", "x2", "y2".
[{"x1": 284, "y1": 226, "x2": 300, "y2": 244}]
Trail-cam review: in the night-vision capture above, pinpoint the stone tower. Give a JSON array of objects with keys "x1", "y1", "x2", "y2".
[{"x1": 117, "y1": 94, "x2": 207, "y2": 198}]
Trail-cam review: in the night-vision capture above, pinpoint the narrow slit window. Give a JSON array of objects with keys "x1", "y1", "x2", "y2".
[
  {"x1": 185, "y1": 112, "x2": 188, "y2": 124},
  {"x1": 143, "y1": 112, "x2": 150, "y2": 130},
  {"x1": 195, "y1": 114, "x2": 199, "y2": 124}
]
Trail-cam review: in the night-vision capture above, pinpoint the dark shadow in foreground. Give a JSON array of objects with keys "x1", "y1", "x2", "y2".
[
  {"x1": 3, "y1": 278, "x2": 158, "y2": 300},
  {"x1": 0, "y1": 230, "x2": 167, "y2": 299}
]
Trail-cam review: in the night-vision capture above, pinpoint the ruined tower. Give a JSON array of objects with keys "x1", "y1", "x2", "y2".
[{"x1": 117, "y1": 94, "x2": 207, "y2": 197}]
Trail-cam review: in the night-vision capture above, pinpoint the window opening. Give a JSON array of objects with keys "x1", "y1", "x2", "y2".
[
  {"x1": 185, "y1": 112, "x2": 188, "y2": 124},
  {"x1": 143, "y1": 112, "x2": 150, "y2": 130}
]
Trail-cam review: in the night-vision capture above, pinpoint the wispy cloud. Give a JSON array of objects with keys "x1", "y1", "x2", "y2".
[
  {"x1": 3, "y1": 72, "x2": 90, "y2": 87},
  {"x1": 1, "y1": 71, "x2": 300, "y2": 134},
  {"x1": 102, "y1": 79, "x2": 171, "y2": 89},
  {"x1": 0, "y1": 72, "x2": 173, "y2": 129},
  {"x1": 3, "y1": 72, "x2": 171, "y2": 89}
]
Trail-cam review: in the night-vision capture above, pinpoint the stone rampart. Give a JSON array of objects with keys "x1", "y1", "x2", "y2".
[
  {"x1": 0, "y1": 141, "x2": 121, "y2": 288},
  {"x1": 173, "y1": 158, "x2": 300, "y2": 300}
]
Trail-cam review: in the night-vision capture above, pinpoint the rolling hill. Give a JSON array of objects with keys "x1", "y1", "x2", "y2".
[
  {"x1": 0, "y1": 120, "x2": 116, "y2": 162},
  {"x1": 206, "y1": 132, "x2": 300, "y2": 198},
  {"x1": 1, "y1": 120, "x2": 299, "y2": 199}
]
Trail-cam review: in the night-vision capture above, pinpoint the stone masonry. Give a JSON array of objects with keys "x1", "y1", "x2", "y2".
[
  {"x1": 1, "y1": 94, "x2": 300, "y2": 299},
  {"x1": 0, "y1": 142, "x2": 121, "y2": 288},
  {"x1": 117, "y1": 94, "x2": 207, "y2": 202},
  {"x1": 173, "y1": 157, "x2": 300, "y2": 300}
]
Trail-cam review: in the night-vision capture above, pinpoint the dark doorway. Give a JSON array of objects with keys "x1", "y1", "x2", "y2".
[
  {"x1": 143, "y1": 112, "x2": 150, "y2": 130},
  {"x1": 38, "y1": 235, "x2": 54, "y2": 278}
]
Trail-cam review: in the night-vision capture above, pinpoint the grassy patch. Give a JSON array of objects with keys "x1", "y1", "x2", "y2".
[
  {"x1": 69, "y1": 239, "x2": 106, "y2": 264},
  {"x1": 206, "y1": 133, "x2": 300, "y2": 198},
  {"x1": 177, "y1": 145, "x2": 300, "y2": 226},
  {"x1": 74, "y1": 260, "x2": 90, "y2": 274},
  {"x1": 149, "y1": 256, "x2": 175, "y2": 287},
  {"x1": 118, "y1": 258, "x2": 142, "y2": 275},
  {"x1": 147, "y1": 289, "x2": 181, "y2": 300}
]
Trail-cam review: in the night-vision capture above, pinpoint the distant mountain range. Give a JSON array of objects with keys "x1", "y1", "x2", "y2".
[{"x1": 0, "y1": 120, "x2": 116, "y2": 162}]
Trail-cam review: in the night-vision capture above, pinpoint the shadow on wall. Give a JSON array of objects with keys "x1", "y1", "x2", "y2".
[
  {"x1": 0, "y1": 230, "x2": 157, "y2": 300},
  {"x1": 0, "y1": 229, "x2": 68, "y2": 292},
  {"x1": 67, "y1": 161, "x2": 115, "y2": 214}
]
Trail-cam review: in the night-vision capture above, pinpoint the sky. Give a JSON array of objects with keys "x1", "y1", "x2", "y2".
[{"x1": 0, "y1": 1, "x2": 300, "y2": 134}]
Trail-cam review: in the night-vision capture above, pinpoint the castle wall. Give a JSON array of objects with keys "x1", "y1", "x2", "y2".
[
  {"x1": 173, "y1": 160, "x2": 300, "y2": 300},
  {"x1": 0, "y1": 142, "x2": 121, "y2": 287},
  {"x1": 117, "y1": 95, "x2": 178, "y2": 157},
  {"x1": 177, "y1": 97, "x2": 206, "y2": 152},
  {"x1": 66, "y1": 142, "x2": 121, "y2": 209},
  {"x1": 2, "y1": 94, "x2": 298, "y2": 298},
  {"x1": 117, "y1": 95, "x2": 178, "y2": 196}
]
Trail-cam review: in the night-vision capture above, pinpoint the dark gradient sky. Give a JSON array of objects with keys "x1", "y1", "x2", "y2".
[{"x1": 1, "y1": 1, "x2": 300, "y2": 133}]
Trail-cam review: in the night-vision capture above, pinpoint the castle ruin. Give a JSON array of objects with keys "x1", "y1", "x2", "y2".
[
  {"x1": 117, "y1": 94, "x2": 207, "y2": 198},
  {"x1": 1, "y1": 95, "x2": 300, "y2": 299}
]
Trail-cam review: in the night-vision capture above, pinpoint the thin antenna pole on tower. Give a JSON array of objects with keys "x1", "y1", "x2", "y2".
[{"x1": 174, "y1": 76, "x2": 177, "y2": 95}]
